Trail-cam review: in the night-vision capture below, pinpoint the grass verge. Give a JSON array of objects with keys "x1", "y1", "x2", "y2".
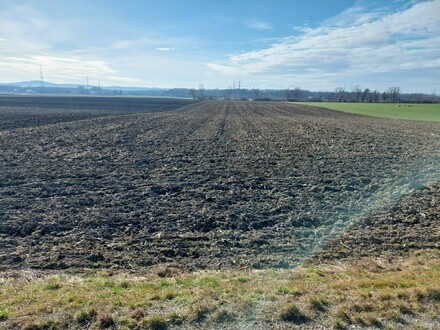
[{"x1": 0, "y1": 250, "x2": 439, "y2": 329}]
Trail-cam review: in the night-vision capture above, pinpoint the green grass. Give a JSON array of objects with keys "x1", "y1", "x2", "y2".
[
  {"x1": 294, "y1": 102, "x2": 440, "y2": 122},
  {"x1": 0, "y1": 250, "x2": 439, "y2": 329}
]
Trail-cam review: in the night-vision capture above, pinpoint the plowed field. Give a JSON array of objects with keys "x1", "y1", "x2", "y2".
[{"x1": 1, "y1": 98, "x2": 439, "y2": 271}]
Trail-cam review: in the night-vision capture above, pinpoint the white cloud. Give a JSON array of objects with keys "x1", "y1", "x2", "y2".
[
  {"x1": 246, "y1": 19, "x2": 272, "y2": 31},
  {"x1": 0, "y1": 54, "x2": 116, "y2": 84},
  {"x1": 209, "y1": 0, "x2": 440, "y2": 91},
  {"x1": 155, "y1": 47, "x2": 177, "y2": 51}
]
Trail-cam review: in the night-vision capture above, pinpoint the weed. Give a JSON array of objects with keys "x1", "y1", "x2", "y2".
[{"x1": 0, "y1": 308, "x2": 10, "y2": 321}]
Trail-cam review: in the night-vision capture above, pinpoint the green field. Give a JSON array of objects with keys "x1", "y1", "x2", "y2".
[{"x1": 295, "y1": 102, "x2": 440, "y2": 122}]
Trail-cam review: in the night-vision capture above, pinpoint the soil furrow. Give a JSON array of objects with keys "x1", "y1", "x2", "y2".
[{"x1": 1, "y1": 99, "x2": 439, "y2": 270}]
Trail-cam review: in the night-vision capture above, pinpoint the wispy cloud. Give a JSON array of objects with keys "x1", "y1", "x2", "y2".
[
  {"x1": 209, "y1": 1, "x2": 440, "y2": 90},
  {"x1": 155, "y1": 47, "x2": 177, "y2": 51},
  {"x1": 245, "y1": 19, "x2": 272, "y2": 31},
  {"x1": 0, "y1": 54, "x2": 116, "y2": 84}
]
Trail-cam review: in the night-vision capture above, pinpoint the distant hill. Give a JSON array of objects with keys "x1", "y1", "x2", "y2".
[{"x1": 0, "y1": 80, "x2": 164, "y2": 91}]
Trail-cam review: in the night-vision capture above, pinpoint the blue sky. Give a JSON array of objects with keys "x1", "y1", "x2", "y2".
[{"x1": 0, "y1": 0, "x2": 439, "y2": 93}]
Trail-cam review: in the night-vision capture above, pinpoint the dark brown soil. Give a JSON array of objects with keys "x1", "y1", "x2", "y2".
[{"x1": 1, "y1": 97, "x2": 439, "y2": 271}]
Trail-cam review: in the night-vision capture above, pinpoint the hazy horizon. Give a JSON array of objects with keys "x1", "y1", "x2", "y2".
[{"x1": 1, "y1": 0, "x2": 439, "y2": 93}]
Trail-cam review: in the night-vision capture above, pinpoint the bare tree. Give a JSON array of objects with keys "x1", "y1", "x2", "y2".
[
  {"x1": 284, "y1": 88, "x2": 292, "y2": 101},
  {"x1": 371, "y1": 90, "x2": 380, "y2": 103},
  {"x1": 293, "y1": 87, "x2": 302, "y2": 101},
  {"x1": 198, "y1": 84, "x2": 205, "y2": 100},
  {"x1": 189, "y1": 88, "x2": 197, "y2": 100},
  {"x1": 387, "y1": 86, "x2": 401, "y2": 103},
  {"x1": 352, "y1": 84, "x2": 362, "y2": 102},
  {"x1": 334, "y1": 87, "x2": 345, "y2": 102},
  {"x1": 361, "y1": 88, "x2": 370, "y2": 102},
  {"x1": 253, "y1": 88, "x2": 261, "y2": 100}
]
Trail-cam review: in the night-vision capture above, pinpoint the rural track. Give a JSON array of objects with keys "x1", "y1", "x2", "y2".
[{"x1": 0, "y1": 99, "x2": 439, "y2": 270}]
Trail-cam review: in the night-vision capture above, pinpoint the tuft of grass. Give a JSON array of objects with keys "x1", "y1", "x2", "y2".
[
  {"x1": 397, "y1": 302, "x2": 414, "y2": 315},
  {"x1": 198, "y1": 276, "x2": 221, "y2": 288},
  {"x1": 129, "y1": 308, "x2": 146, "y2": 320},
  {"x1": 427, "y1": 288, "x2": 440, "y2": 301},
  {"x1": 335, "y1": 309, "x2": 351, "y2": 325},
  {"x1": 279, "y1": 303, "x2": 308, "y2": 324},
  {"x1": 140, "y1": 315, "x2": 167, "y2": 330},
  {"x1": 188, "y1": 303, "x2": 216, "y2": 322},
  {"x1": 237, "y1": 276, "x2": 251, "y2": 283},
  {"x1": 22, "y1": 319, "x2": 59, "y2": 330},
  {"x1": 309, "y1": 295, "x2": 329, "y2": 312},
  {"x1": 0, "y1": 308, "x2": 10, "y2": 321},
  {"x1": 44, "y1": 282, "x2": 61, "y2": 291},
  {"x1": 75, "y1": 308, "x2": 97, "y2": 325},
  {"x1": 163, "y1": 290, "x2": 177, "y2": 300},
  {"x1": 119, "y1": 280, "x2": 131, "y2": 289},
  {"x1": 210, "y1": 308, "x2": 236, "y2": 323},
  {"x1": 97, "y1": 313, "x2": 116, "y2": 329},
  {"x1": 168, "y1": 312, "x2": 183, "y2": 324},
  {"x1": 334, "y1": 319, "x2": 347, "y2": 329},
  {"x1": 156, "y1": 267, "x2": 178, "y2": 278}
]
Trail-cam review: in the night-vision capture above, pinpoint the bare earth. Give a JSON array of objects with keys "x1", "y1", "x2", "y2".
[{"x1": 1, "y1": 98, "x2": 439, "y2": 271}]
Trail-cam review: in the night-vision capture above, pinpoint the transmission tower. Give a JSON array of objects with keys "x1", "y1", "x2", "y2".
[
  {"x1": 40, "y1": 66, "x2": 45, "y2": 93},
  {"x1": 238, "y1": 79, "x2": 241, "y2": 98}
]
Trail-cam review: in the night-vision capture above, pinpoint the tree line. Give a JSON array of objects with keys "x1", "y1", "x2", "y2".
[
  {"x1": 1, "y1": 83, "x2": 438, "y2": 103},
  {"x1": 187, "y1": 84, "x2": 438, "y2": 103}
]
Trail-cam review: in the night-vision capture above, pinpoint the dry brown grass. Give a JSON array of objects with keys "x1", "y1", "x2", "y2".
[{"x1": 0, "y1": 250, "x2": 438, "y2": 329}]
